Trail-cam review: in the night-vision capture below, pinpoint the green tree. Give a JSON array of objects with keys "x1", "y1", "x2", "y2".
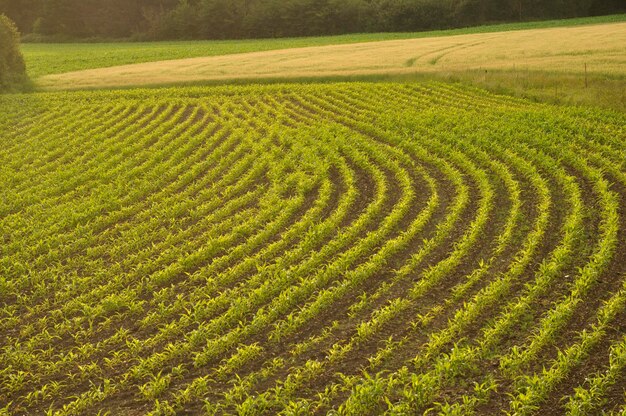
[
  {"x1": 0, "y1": 0, "x2": 41, "y2": 33},
  {"x1": 33, "y1": 0, "x2": 87, "y2": 37},
  {"x1": 0, "y1": 14, "x2": 27, "y2": 91}
]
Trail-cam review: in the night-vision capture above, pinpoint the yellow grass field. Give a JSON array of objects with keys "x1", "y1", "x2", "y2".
[{"x1": 38, "y1": 22, "x2": 626, "y2": 91}]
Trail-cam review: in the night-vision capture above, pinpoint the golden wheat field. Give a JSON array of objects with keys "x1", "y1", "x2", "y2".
[{"x1": 36, "y1": 22, "x2": 626, "y2": 91}]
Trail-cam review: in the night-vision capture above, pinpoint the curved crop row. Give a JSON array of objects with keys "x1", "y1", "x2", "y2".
[{"x1": 0, "y1": 82, "x2": 624, "y2": 415}]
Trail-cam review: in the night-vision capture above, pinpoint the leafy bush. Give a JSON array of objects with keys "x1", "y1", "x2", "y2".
[{"x1": 0, "y1": 14, "x2": 27, "y2": 92}]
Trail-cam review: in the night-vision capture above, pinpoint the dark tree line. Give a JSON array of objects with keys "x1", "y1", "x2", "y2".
[{"x1": 1, "y1": 0, "x2": 624, "y2": 40}]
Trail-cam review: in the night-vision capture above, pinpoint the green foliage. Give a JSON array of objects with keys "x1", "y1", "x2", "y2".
[
  {"x1": 0, "y1": 0, "x2": 624, "y2": 40},
  {"x1": 0, "y1": 14, "x2": 27, "y2": 91}
]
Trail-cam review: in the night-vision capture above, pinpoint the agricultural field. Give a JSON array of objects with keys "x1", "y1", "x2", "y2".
[
  {"x1": 22, "y1": 14, "x2": 626, "y2": 79},
  {"x1": 36, "y1": 21, "x2": 626, "y2": 92},
  {"x1": 30, "y1": 17, "x2": 626, "y2": 113},
  {"x1": 1, "y1": 81, "x2": 625, "y2": 415}
]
